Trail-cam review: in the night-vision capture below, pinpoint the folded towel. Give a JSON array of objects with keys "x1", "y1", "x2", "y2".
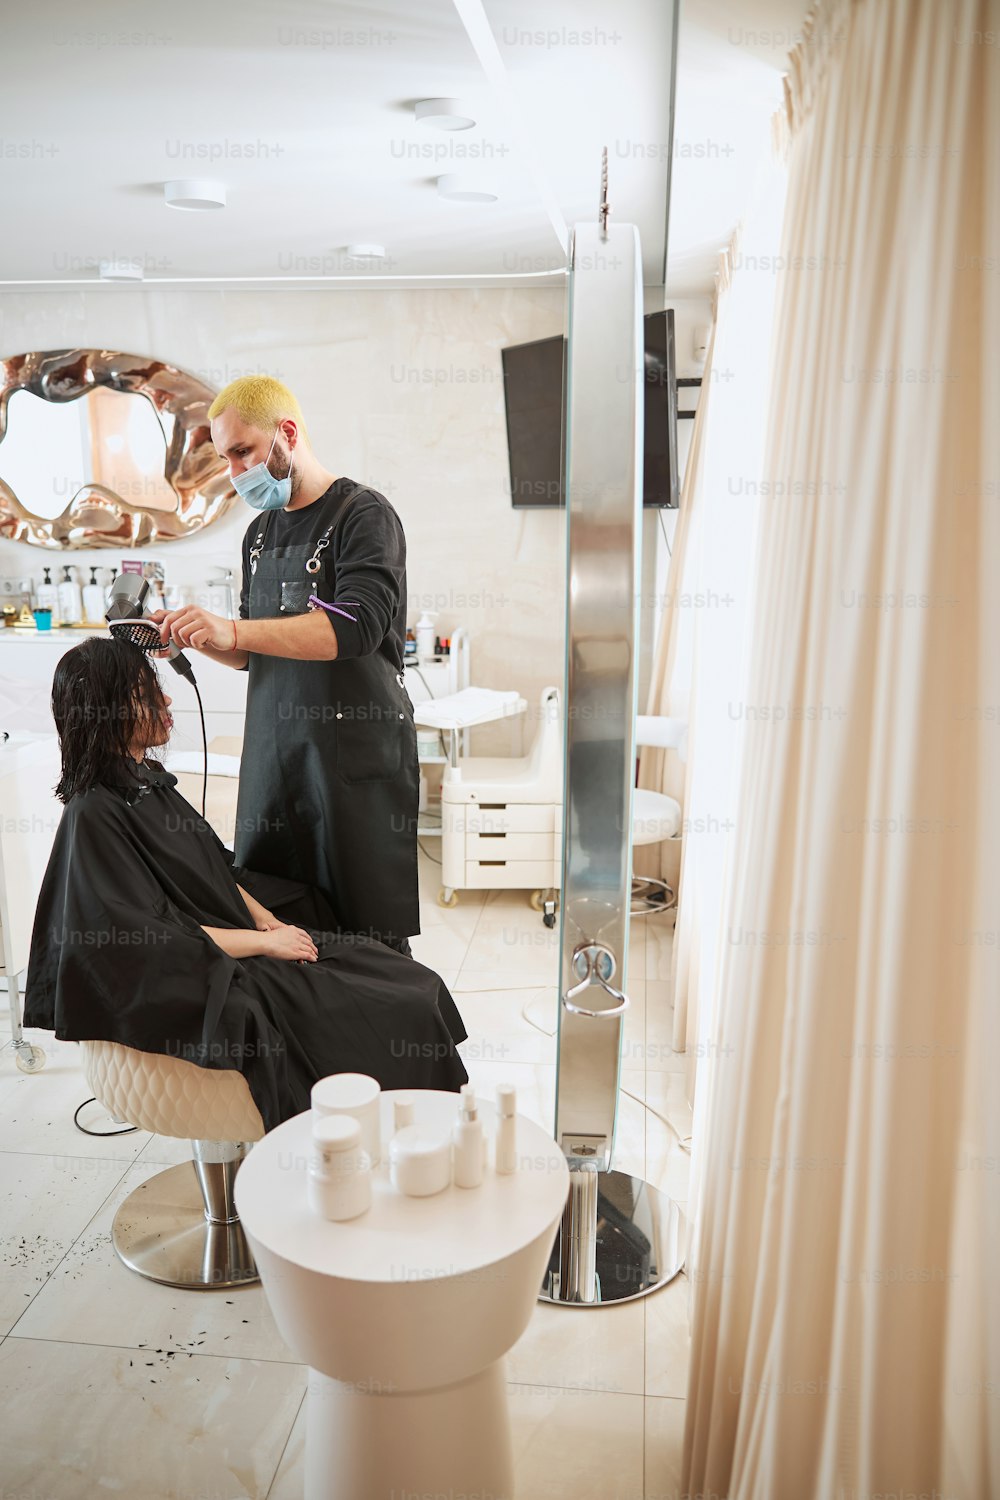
[{"x1": 412, "y1": 687, "x2": 524, "y2": 730}]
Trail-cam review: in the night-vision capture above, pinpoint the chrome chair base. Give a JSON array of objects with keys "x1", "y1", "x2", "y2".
[
  {"x1": 112, "y1": 1148, "x2": 259, "y2": 1290},
  {"x1": 630, "y1": 875, "x2": 676, "y2": 916},
  {"x1": 539, "y1": 1168, "x2": 687, "y2": 1305}
]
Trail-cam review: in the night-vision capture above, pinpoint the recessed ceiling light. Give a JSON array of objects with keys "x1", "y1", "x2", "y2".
[
  {"x1": 344, "y1": 243, "x2": 387, "y2": 260},
  {"x1": 415, "y1": 98, "x2": 475, "y2": 131},
  {"x1": 164, "y1": 178, "x2": 227, "y2": 212},
  {"x1": 99, "y1": 259, "x2": 144, "y2": 282},
  {"x1": 436, "y1": 174, "x2": 498, "y2": 203}
]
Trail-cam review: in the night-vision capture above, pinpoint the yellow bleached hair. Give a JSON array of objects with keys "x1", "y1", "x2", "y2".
[{"x1": 207, "y1": 375, "x2": 308, "y2": 440}]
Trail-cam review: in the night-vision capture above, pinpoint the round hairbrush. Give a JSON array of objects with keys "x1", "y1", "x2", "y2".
[{"x1": 107, "y1": 618, "x2": 167, "y2": 652}]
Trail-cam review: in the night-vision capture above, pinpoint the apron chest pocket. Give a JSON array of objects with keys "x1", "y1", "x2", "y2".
[{"x1": 279, "y1": 579, "x2": 313, "y2": 614}]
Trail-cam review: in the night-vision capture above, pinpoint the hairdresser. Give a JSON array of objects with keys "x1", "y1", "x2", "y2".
[{"x1": 152, "y1": 376, "x2": 419, "y2": 957}]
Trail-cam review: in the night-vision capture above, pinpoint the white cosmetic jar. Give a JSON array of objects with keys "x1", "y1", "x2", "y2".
[
  {"x1": 308, "y1": 1115, "x2": 372, "y2": 1222},
  {"x1": 389, "y1": 1124, "x2": 452, "y2": 1198},
  {"x1": 311, "y1": 1073, "x2": 382, "y2": 1167}
]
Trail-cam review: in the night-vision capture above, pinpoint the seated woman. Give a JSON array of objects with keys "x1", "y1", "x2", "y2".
[{"x1": 24, "y1": 637, "x2": 468, "y2": 1131}]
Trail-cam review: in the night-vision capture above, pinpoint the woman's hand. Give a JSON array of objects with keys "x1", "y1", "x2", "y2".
[
  {"x1": 259, "y1": 924, "x2": 319, "y2": 963},
  {"x1": 236, "y1": 883, "x2": 282, "y2": 932}
]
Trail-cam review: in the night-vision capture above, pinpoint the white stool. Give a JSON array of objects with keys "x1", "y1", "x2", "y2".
[
  {"x1": 235, "y1": 1089, "x2": 569, "y2": 1500},
  {"x1": 80, "y1": 1040, "x2": 265, "y2": 1290},
  {"x1": 632, "y1": 714, "x2": 688, "y2": 914}
]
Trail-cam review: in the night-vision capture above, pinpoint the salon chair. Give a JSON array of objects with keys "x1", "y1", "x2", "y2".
[{"x1": 79, "y1": 1039, "x2": 264, "y2": 1290}]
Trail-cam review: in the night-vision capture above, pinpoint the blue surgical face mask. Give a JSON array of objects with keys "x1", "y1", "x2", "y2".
[{"x1": 232, "y1": 428, "x2": 293, "y2": 511}]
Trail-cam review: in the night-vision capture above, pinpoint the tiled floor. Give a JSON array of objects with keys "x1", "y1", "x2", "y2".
[{"x1": 1, "y1": 839, "x2": 692, "y2": 1499}]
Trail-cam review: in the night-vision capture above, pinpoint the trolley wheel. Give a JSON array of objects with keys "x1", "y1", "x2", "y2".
[
  {"x1": 529, "y1": 890, "x2": 545, "y2": 911},
  {"x1": 437, "y1": 887, "x2": 459, "y2": 909},
  {"x1": 15, "y1": 1044, "x2": 46, "y2": 1074},
  {"x1": 543, "y1": 911, "x2": 556, "y2": 930}
]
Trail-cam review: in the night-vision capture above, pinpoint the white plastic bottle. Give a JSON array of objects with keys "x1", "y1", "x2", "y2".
[
  {"x1": 57, "y1": 564, "x2": 83, "y2": 625},
  {"x1": 452, "y1": 1084, "x2": 484, "y2": 1189},
  {"x1": 307, "y1": 1115, "x2": 372, "y2": 1222},
  {"x1": 495, "y1": 1084, "x2": 517, "y2": 1175},
  {"x1": 415, "y1": 610, "x2": 438, "y2": 663},
  {"x1": 82, "y1": 567, "x2": 105, "y2": 625},
  {"x1": 393, "y1": 1093, "x2": 416, "y2": 1134}
]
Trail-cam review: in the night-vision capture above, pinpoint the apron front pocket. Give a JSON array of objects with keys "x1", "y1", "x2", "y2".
[{"x1": 335, "y1": 699, "x2": 405, "y2": 783}]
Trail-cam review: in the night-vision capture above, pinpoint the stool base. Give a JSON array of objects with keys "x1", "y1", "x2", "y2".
[
  {"x1": 112, "y1": 1160, "x2": 259, "y2": 1290},
  {"x1": 540, "y1": 1169, "x2": 687, "y2": 1305},
  {"x1": 630, "y1": 875, "x2": 677, "y2": 914},
  {"x1": 304, "y1": 1359, "x2": 513, "y2": 1500}
]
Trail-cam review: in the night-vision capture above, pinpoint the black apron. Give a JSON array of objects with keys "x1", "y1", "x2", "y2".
[{"x1": 233, "y1": 485, "x2": 420, "y2": 947}]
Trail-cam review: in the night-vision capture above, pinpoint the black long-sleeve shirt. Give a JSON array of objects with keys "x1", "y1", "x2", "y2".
[{"x1": 238, "y1": 477, "x2": 407, "y2": 669}]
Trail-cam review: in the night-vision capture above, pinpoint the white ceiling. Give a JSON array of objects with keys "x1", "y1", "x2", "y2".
[{"x1": 1, "y1": 0, "x2": 807, "y2": 293}]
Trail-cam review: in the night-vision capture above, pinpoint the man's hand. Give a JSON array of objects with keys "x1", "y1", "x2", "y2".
[
  {"x1": 149, "y1": 606, "x2": 236, "y2": 653},
  {"x1": 259, "y1": 925, "x2": 319, "y2": 963}
]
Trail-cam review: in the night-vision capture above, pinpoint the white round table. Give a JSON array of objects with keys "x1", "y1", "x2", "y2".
[{"x1": 235, "y1": 1089, "x2": 569, "y2": 1500}]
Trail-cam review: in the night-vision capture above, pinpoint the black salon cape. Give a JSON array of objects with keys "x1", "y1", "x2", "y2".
[{"x1": 23, "y1": 763, "x2": 467, "y2": 1131}]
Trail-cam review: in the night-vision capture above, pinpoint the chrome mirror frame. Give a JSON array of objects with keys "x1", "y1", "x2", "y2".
[{"x1": 0, "y1": 349, "x2": 237, "y2": 549}]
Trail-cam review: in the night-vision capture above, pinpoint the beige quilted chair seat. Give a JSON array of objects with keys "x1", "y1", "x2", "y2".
[{"x1": 80, "y1": 1040, "x2": 265, "y2": 1291}]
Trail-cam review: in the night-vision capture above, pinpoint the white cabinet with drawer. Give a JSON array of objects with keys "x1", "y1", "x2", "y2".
[{"x1": 441, "y1": 797, "x2": 562, "y2": 902}]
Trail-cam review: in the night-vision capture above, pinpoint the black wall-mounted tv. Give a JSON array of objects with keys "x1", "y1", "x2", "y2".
[{"x1": 501, "y1": 309, "x2": 679, "y2": 509}]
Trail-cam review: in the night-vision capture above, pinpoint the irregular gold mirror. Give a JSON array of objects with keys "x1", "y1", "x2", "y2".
[{"x1": 0, "y1": 350, "x2": 237, "y2": 549}]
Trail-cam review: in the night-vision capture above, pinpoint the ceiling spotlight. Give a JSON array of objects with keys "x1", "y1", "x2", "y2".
[
  {"x1": 164, "y1": 178, "x2": 227, "y2": 212},
  {"x1": 344, "y1": 243, "x2": 387, "y2": 261},
  {"x1": 415, "y1": 98, "x2": 475, "y2": 131},
  {"x1": 99, "y1": 259, "x2": 144, "y2": 282},
  {"x1": 436, "y1": 173, "x2": 498, "y2": 203}
]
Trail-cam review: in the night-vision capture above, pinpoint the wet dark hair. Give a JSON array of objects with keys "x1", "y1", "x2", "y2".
[{"x1": 52, "y1": 637, "x2": 166, "y2": 803}]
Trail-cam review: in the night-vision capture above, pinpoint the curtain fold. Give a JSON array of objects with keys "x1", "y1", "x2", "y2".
[{"x1": 682, "y1": 0, "x2": 999, "y2": 1496}]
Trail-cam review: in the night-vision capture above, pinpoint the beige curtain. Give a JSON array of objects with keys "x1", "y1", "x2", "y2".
[{"x1": 683, "y1": 0, "x2": 999, "y2": 1497}]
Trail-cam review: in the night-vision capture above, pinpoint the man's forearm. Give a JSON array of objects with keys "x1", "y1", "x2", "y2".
[
  {"x1": 192, "y1": 641, "x2": 251, "y2": 671},
  {"x1": 233, "y1": 610, "x2": 339, "y2": 662},
  {"x1": 152, "y1": 602, "x2": 339, "y2": 664}
]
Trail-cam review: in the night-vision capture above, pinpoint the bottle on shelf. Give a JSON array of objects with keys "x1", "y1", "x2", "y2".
[
  {"x1": 35, "y1": 566, "x2": 59, "y2": 623},
  {"x1": 82, "y1": 567, "x2": 105, "y2": 625},
  {"x1": 58, "y1": 565, "x2": 83, "y2": 626},
  {"x1": 415, "y1": 610, "x2": 438, "y2": 663}
]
